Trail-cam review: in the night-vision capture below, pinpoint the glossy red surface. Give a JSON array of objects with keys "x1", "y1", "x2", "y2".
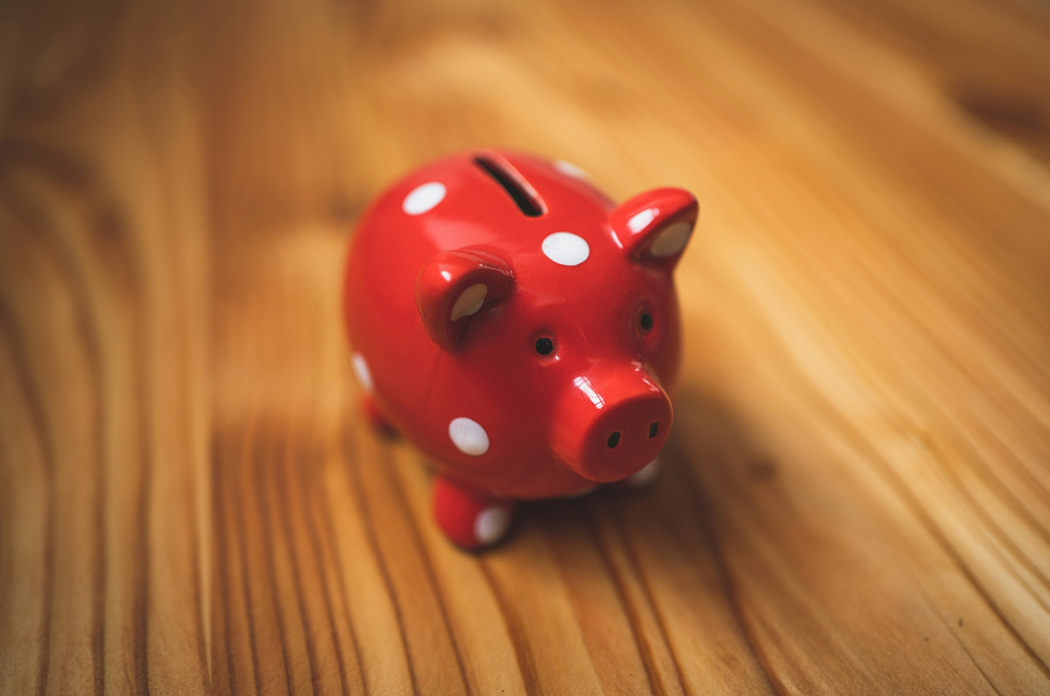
[{"x1": 344, "y1": 150, "x2": 697, "y2": 546}]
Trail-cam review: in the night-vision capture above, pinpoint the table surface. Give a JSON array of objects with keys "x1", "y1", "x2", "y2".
[{"x1": 3, "y1": 0, "x2": 1050, "y2": 693}]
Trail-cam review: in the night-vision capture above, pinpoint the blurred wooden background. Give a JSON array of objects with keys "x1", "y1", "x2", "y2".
[{"x1": 3, "y1": 0, "x2": 1050, "y2": 693}]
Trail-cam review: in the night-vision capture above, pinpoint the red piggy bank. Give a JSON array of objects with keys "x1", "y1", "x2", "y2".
[{"x1": 344, "y1": 150, "x2": 698, "y2": 549}]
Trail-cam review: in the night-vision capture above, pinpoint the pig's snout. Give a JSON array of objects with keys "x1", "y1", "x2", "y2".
[{"x1": 550, "y1": 365, "x2": 672, "y2": 482}]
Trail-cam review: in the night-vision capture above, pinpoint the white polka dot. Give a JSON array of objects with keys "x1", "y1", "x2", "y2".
[
  {"x1": 650, "y1": 221, "x2": 692, "y2": 257},
  {"x1": 542, "y1": 232, "x2": 590, "y2": 266},
  {"x1": 627, "y1": 208, "x2": 657, "y2": 233},
  {"x1": 449, "y1": 417, "x2": 489, "y2": 456},
  {"x1": 474, "y1": 506, "x2": 510, "y2": 545},
  {"x1": 351, "y1": 352, "x2": 373, "y2": 393},
  {"x1": 626, "y1": 457, "x2": 662, "y2": 488},
  {"x1": 450, "y1": 283, "x2": 488, "y2": 321},
  {"x1": 402, "y1": 182, "x2": 446, "y2": 215},
  {"x1": 554, "y1": 159, "x2": 589, "y2": 179}
]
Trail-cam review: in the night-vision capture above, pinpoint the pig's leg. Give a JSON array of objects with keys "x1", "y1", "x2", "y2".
[
  {"x1": 611, "y1": 456, "x2": 662, "y2": 491},
  {"x1": 432, "y1": 476, "x2": 515, "y2": 549},
  {"x1": 361, "y1": 394, "x2": 398, "y2": 438}
]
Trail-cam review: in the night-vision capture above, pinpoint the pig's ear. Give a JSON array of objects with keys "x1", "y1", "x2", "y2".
[
  {"x1": 416, "y1": 249, "x2": 515, "y2": 349},
  {"x1": 610, "y1": 188, "x2": 698, "y2": 268}
]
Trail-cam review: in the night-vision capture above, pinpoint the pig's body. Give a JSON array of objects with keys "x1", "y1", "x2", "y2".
[{"x1": 344, "y1": 151, "x2": 697, "y2": 547}]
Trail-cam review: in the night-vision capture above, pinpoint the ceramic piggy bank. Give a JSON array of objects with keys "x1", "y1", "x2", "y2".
[{"x1": 344, "y1": 150, "x2": 697, "y2": 549}]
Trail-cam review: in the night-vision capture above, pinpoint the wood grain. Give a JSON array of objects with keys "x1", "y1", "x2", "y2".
[{"x1": 2, "y1": 0, "x2": 1050, "y2": 693}]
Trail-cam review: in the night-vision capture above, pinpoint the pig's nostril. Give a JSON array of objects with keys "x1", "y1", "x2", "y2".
[
  {"x1": 607, "y1": 432, "x2": 621, "y2": 448},
  {"x1": 649, "y1": 422, "x2": 659, "y2": 438}
]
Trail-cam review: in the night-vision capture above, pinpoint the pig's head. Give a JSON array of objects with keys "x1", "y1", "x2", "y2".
[{"x1": 413, "y1": 152, "x2": 697, "y2": 487}]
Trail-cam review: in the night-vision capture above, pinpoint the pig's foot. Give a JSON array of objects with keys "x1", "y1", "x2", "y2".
[
  {"x1": 432, "y1": 476, "x2": 515, "y2": 549},
  {"x1": 361, "y1": 395, "x2": 398, "y2": 438},
  {"x1": 611, "y1": 456, "x2": 662, "y2": 491}
]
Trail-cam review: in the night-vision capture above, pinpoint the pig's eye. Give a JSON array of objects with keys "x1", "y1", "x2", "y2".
[
  {"x1": 639, "y1": 313, "x2": 654, "y2": 332},
  {"x1": 535, "y1": 337, "x2": 554, "y2": 355}
]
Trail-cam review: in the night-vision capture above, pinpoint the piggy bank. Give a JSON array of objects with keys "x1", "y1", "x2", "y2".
[{"x1": 344, "y1": 150, "x2": 697, "y2": 549}]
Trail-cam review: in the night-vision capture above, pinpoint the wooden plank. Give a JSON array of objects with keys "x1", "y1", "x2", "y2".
[{"x1": 2, "y1": 0, "x2": 1050, "y2": 693}]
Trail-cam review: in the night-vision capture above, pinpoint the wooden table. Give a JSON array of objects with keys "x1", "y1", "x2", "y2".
[{"x1": 2, "y1": 0, "x2": 1050, "y2": 693}]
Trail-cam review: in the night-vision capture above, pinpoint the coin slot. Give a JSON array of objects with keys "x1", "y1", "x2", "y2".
[{"x1": 474, "y1": 155, "x2": 546, "y2": 217}]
